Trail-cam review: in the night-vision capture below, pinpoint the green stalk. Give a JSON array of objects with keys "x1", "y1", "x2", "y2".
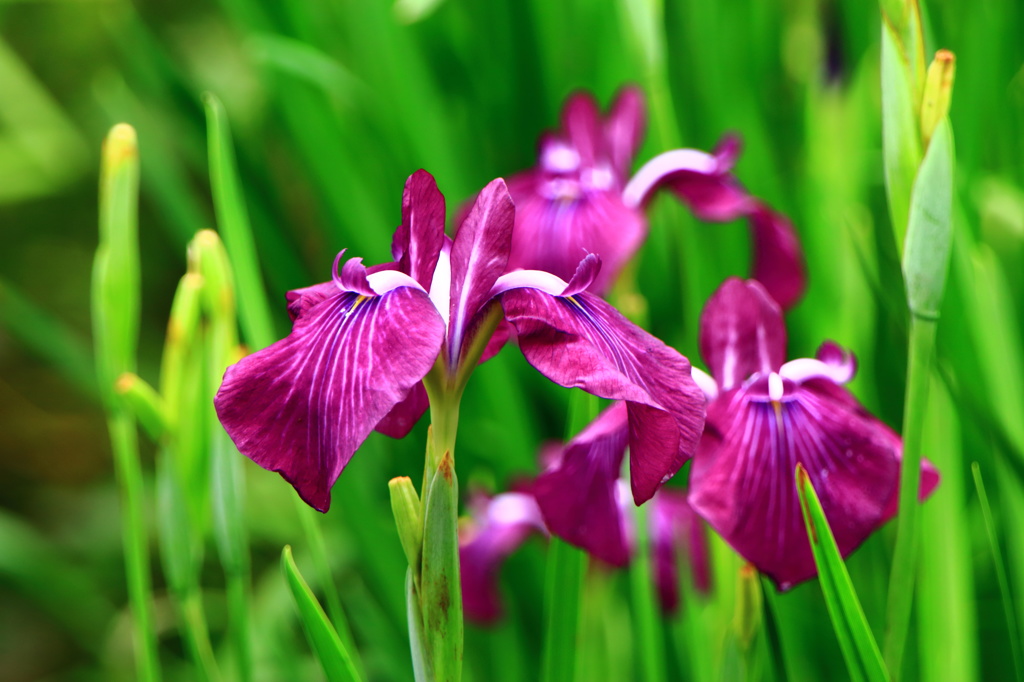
[
  {"x1": 204, "y1": 93, "x2": 347, "y2": 641},
  {"x1": 108, "y1": 413, "x2": 161, "y2": 682},
  {"x1": 540, "y1": 390, "x2": 598, "y2": 682},
  {"x1": 630, "y1": 501, "x2": 665, "y2": 682},
  {"x1": 884, "y1": 315, "x2": 936, "y2": 676},
  {"x1": 93, "y1": 123, "x2": 160, "y2": 682},
  {"x1": 540, "y1": 539, "x2": 587, "y2": 682}
]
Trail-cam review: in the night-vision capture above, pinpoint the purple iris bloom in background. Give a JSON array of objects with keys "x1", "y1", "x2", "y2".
[
  {"x1": 687, "y1": 278, "x2": 939, "y2": 590},
  {"x1": 504, "y1": 88, "x2": 806, "y2": 307},
  {"x1": 532, "y1": 402, "x2": 711, "y2": 609},
  {"x1": 459, "y1": 491, "x2": 547, "y2": 624},
  {"x1": 215, "y1": 170, "x2": 705, "y2": 512},
  {"x1": 459, "y1": 480, "x2": 708, "y2": 622}
]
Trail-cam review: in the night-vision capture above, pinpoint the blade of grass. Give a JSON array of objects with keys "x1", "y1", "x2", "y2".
[
  {"x1": 282, "y1": 546, "x2": 364, "y2": 682},
  {"x1": 796, "y1": 464, "x2": 890, "y2": 682},
  {"x1": 971, "y1": 463, "x2": 1024, "y2": 682}
]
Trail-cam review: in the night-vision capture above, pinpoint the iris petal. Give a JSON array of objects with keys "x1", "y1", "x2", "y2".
[
  {"x1": 501, "y1": 289, "x2": 705, "y2": 504},
  {"x1": 460, "y1": 492, "x2": 547, "y2": 624},
  {"x1": 651, "y1": 488, "x2": 711, "y2": 613},
  {"x1": 604, "y1": 87, "x2": 646, "y2": 179},
  {"x1": 689, "y1": 383, "x2": 904, "y2": 590},
  {"x1": 215, "y1": 287, "x2": 445, "y2": 511},
  {"x1": 699, "y1": 278, "x2": 786, "y2": 390},
  {"x1": 533, "y1": 402, "x2": 632, "y2": 566},
  {"x1": 392, "y1": 169, "x2": 446, "y2": 290},
  {"x1": 749, "y1": 207, "x2": 807, "y2": 311},
  {"x1": 448, "y1": 178, "x2": 515, "y2": 364}
]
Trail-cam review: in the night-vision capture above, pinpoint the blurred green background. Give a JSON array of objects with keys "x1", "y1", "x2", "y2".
[{"x1": 1, "y1": 0, "x2": 1023, "y2": 680}]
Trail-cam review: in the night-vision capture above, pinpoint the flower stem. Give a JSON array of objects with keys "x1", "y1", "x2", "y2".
[
  {"x1": 884, "y1": 314, "x2": 936, "y2": 677},
  {"x1": 630, "y1": 501, "x2": 666, "y2": 682},
  {"x1": 108, "y1": 412, "x2": 162, "y2": 682}
]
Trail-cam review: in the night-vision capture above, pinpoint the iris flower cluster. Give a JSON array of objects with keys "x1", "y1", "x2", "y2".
[{"x1": 214, "y1": 87, "x2": 937, "y2": 630}]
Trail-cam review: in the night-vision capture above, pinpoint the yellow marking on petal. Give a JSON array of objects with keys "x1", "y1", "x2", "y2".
[
  {"x1": 564, "y1": 294, "x2": 583, "y2": 309},
  {"x1": 772, "y1": 400, "x2": 784, "y2": 430}
]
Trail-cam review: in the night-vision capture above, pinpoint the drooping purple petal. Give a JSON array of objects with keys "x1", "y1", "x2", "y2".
[
  {"x1": 502, "y1": 289, "x2": 706, "y2": 504},
  {"x1": 448, "y1": 178, "x2": 515, "y2": 364},
  {"x1": 624, "y1": 138, "x2": 807, "y2": 309},
  {"x1": 749, "y1": 206, "x2": 807, "y2": 311},
  {"x1": 374, "y1": 382, "x2": 429, "y2": 439},
  {"x1": 699, "y1": 278, "x2": 786, "y2": 390},
  {"x1": 215, "y1": 287, "x2": 445, "y2": 512},
  {"x1": 651, "y1": 488, "x2": 712, "y2": 613},
  {"x1": 392, "y1": 169, "x2": 446, "y2": 289},
  {"x1": 533, "y1": 402, "x2": 632, "y2": 566},
  {"x1": 460, "y1": 492, "x2": 548, "y2": 624},
  {"x1": 604, "y1": 87, "x2": 645, "y2": 179},
  {"x1": 338, "y1": 256, "x2": 376, "y2": 296},
  {"x1": 688, "y1": 382, "x2": 903, "y2": 590},
  {"x1": 504, "y1": 172, "x2": 646, "y2": 294}
]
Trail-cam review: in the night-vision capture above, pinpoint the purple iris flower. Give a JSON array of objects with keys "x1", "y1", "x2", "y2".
[
  {"x1": 686, "y1": 278, "x2": 940, "y2": 590},
  {"x1": 504, "y1": 88, "x2": 806, "y2": 307},
  {"x1": 215, "y1": 170, "x2": 706, "y2": 511},
  {"x1": 458, "y1": 490, "x2": 548, "y2": 624},
  {"x1": 531, "y1": 402, "x2": 711, "y2": 611}
]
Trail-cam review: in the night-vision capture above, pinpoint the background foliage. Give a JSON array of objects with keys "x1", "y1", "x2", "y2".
[{"x1": 1, "y1": 0, "x2": 1022, "y2": 679}]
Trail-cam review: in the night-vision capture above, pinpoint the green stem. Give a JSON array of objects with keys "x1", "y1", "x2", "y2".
[
  {"x1": 179, "y1": 590, "x2": 223, "y2": 682},
  {"x1": 884, "y1": 315, "x2": 937, "y2": 677},
  {"x1": 630, "y1": 501, "x2": 666, "y2": 682},
  {"x1": 540, "y1": 539, "x2": 587, "y2": 682},
  {"x1": 109, "y1": 412, "x2": 161, "y2": 682}
]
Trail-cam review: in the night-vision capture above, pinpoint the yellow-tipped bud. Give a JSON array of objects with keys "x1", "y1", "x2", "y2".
[
  {"x1": 733, "y1": 563, "x2": 763, "y2": 649},
  {"x1": 389, "y1": 476, "x2": 424, "y2": 571},
  {"x1": 920, "y1": 50, "x2": 956, "y2": 148}
]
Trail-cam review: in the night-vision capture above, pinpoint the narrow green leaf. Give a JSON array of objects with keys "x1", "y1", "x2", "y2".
[
  {"x1": 880, "y1": 21, "x2": 923, "y2": 253},
  {"x1": 902, "y1": 120, "x2": 955, "y2": 319},
  {"x1": 971, "y1": 464, "x2": 1024, "y2": 682},
  {"x1": 420, "y1": 451, "x2": 462, "y2": 682},
  {"x1": 203, "y1": 92, "x2": 277, "y2": 351},
  {"x1": 282, "y1": 546, "x2": 363, "y2": 682},
  {"x1": 796, "y1": 464, "x2": 890, "y2": 682}
]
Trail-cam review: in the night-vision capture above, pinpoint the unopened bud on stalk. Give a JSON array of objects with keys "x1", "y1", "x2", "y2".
[
  {"x1": 920, "y1": 50, "x2": 956, "y2": 149},
  {"x1": 390, "y1": 476, "x2": 424, "y2": 571},
  {"x1": 733, "y1": 563, "x2": 763, "y2": 650},
  {"x1": 161, "y1": 273, "x2": 204, "y2": 425},
  {"x1": 115, "y1": 373, "x2": 168, "y2": 439},
  {"x1": 189, "y1": 229, "x2": 236, "y2": 319}
]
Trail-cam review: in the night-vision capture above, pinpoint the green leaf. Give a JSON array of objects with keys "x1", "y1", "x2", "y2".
[
  {"x1": 902, "y1": 119, "x2": 954, "y2": 319},
  {"x1": 281, "y1": 546, "x2": 364, "y2": 682},
  {"x1": 419, "y1": 451, "x2": 462, "y2": 682},
  {"x1": 971, "y1": 464, "x2": 1024, "y2": 682},
  {"x1": 796, "y1": 464, "x2": 890, "y2": 682},
  {"x1": 880, "y1": 21, "x2": 923, "y2": 254},
  {"x1": 203, "y1": 92, "x2": 277, "y2": 351}
]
